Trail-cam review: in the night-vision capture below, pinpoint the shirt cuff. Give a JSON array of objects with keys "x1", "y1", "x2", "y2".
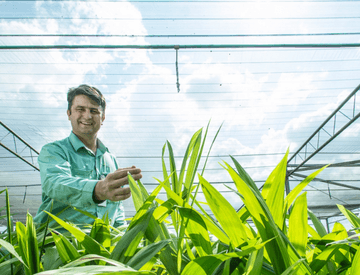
[{"x1": 92, "y1": 180, "x2": 106, "y2": 204}]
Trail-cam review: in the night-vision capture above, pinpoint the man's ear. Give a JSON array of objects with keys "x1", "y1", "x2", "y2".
[
  {"x1": 101, "y1": 112, "x2": 105, "y2": 123},
  {"x1": 67, "y1": 109, "x2": 71, "y2": 120}
]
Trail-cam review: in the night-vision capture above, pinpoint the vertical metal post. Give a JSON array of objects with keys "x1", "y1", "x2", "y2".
[
  {"x1": 285, "y1": 172, "x2": 290, "y2": 196},
  {"x1": 175, "y1": 45, "x2": 180, "y2": 93},
  {"x1": 325, "y1": 218, "x2": 331, "y2": 233}
]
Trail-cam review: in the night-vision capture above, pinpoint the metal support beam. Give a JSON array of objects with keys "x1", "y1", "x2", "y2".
[
  {"x1": 1, "y1": 43, "x2": 360, "y2": 50},
  {"x1": 291, "y1": 172, "x2": 360, "y2": 191},
  {"x1": 0, "y1": 121, "x2": 39, "y2": 171},
  {"x1": 288, "y1": 83, "x2": 360, "y2": 176},
  {"x1": 288, "y1": 159, "x2": 360, "y2": 173}
]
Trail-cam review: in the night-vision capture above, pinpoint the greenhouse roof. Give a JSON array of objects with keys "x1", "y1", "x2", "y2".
[{"x1": 1, "y1": 0, "x2": 360, "y2": 230}]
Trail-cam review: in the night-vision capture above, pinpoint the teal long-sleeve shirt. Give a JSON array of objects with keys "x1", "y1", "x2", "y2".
[{"x1": 34, "y1": 132, "x2": 125, "y2": 228}]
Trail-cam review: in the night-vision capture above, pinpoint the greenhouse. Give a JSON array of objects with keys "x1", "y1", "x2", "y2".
[{"x1": 1, "y1": 0, "x2": 360, "y2": 274}]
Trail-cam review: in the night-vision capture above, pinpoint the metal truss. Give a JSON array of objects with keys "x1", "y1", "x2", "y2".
[
  {"x1": 287, "y1": 83, "x2": 360, "y2": 176},
  {"x1": 0, "y1": 121, "x2": 39, "y2": 171}
]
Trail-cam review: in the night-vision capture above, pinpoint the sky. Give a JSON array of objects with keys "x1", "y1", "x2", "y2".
[{"x1": 1, "y1": 0, "x2": 360, "y2": 229}]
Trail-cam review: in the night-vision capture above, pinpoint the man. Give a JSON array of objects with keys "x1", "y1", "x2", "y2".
[{"x1": 34, "y1": 84, "x2": 142, "y2": 228}]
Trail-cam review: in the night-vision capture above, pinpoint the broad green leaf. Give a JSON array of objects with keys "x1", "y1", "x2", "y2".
[
  {"x1": 166, "y1": 141, "x2": 179, "y2": 194},
  {"x1": 0, "y1": 239, "x2": 26, "y2": 267},
  {"x1": 127, "y1": 240, "x2": 171, "y2": 270},
  {"x1": 45, "y1": 211, "x2": 110, "y2": 257},
  {"x1": 308, "y1": 209, "x2": 327, "y2": 237},
  {"x1": 178, "y1": 128, "x2": 202, "y2": 192},
  {"x1": 110, "y1": 208, "x2": 155, "y2": 263},
  {"x1": 199, "y1": 174, "x2": 248, "y2": 247},
  {"x1": 243, "y1": 246, "x2": 264, "y2": 275},
  {"x1": 284, "y1": 165, "x2": 328, "y2": 212},
  {"x1": 16, "y1": 222, "x2": 28, "y2": 267},
  {"x1": 51, "y1": 232, "x2": 80, "y2": 264},
  {"x1": 288, "y1": 192, "x2": 308, "y2": 257},
  {"x1": 280, "y1": 259, "x2": 305, "y2": 275},
  {"x1": 184, "y1": 138, "x2": 202, "y2": 204},
  {"x1": 181, "y1": 242, "x2": 267, "y2": 275},
  {"x1": 224, "y1": 161, "x2": 292, "y2": 274},
  {"x1": 178, "y1": 207, "x2": 212, "y2": 256},
  {"x1": 25, "y1": 213, "x2": 41, "y2": 274},
  {"x1": 129, "y1": 173, "x2": 144, "y2": 211},
  {"x1": 262, "y1": 150, "x2": 288, "y2": 228},
  {"x1": 337, "y1": 205, "x2": 360, "y2": 233},
  {"x1": 349, "y1": 245, "x2": 360, "y2": 275},
  {"x1": 62, "y1": 254, "x2": 125, "y2": 268},
  {"x1": 35, "y1": 265, "x2": 156, "y2": 274},
  {"x1": 90, "y1": 218, "x2": 111, "y2": 248},
  {"x1": 310, "y1": 244, "x2": 349, "y2": 272},
  {"x1": 230, "y1": 156, "x2": 260, "y2": 197}
]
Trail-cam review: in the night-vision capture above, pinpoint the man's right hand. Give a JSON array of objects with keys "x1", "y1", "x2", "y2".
[{"x1": 94, "y1": 166, "x2": 142, "y2": 202}]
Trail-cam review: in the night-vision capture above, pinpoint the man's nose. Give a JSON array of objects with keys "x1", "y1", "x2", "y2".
[{"x1": 84, "y1": 109, "x2": 92, "y2": 118}]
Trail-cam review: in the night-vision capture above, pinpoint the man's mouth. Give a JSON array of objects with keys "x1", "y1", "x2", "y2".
[{"x1": 80, "y1": 121, "x2": 92, "y2": 126}]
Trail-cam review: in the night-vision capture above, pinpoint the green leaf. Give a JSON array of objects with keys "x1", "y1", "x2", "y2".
[
  {"x1": 51, "y1": 232, "x2": 80, "y2": 264},
  {"x1": 199, "y1": 174, "x2": 248, "y2": 247},
  {"x1": 181, "y1": 242, "x2": 267, "y2": 275},
  {"x1": 288, "y1": 192, "x2": 308, "y2": 257},
  {"x1": 0, "y1": 239, "x2": 27, "y2": 267},
  {"x1": 224, "y1": 161, "x2": 292, "y2": 274},
  {"x1": 337, "y1": 205, "x2": 360, "y2": 232},
  {"x1": 25, "y1": 212, "x2": 41, "y2": 274},
  {"x1": 309, "y1": 244, "x2": 349, "y2": 272},
  {"x1": 308, "y1": 209, "x2": 327, "y2": 237},
  {"x1": 262, "y1": 150, "x2": 288, "y2": 228},
  {"x1": 89, "y1": 218, "x2": 111, "y2": 248},
  {"x1": 284, "y1": 165, "x2": 328, "y2": 212},
  {"x1": 178, "y1": 207, "x2": 212, "y2": 256},
  {"x1": 45, "y1": 211, "x2": 110, "y2": 257},
  {"x1": 349, "y1": 245, "x2": 360, "y2": 275},
  {"x1": 166, "y1": 141, "x2": 179, "y2": 194},
  {"x1": 280, "y1": 259, "x2": 305, "y2": 275},
  {"x1": 129, "y1": 173, "x2": 144, "y2": 211},
  {"x1": 110, "y1": 208, "x2": 155, "y2": 263},
  {"x1": 35, "y1": 265, "x2": 156, "y2": 274},
  {"x1": 127, "y1": 240, "x2": 171, "y2": 270}
]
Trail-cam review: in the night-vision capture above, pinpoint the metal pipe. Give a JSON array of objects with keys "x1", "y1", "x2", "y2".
[
  {"x1": 1, "y1": 43, "x2": 360, "y2": 50},
  {"x1": 291, "y1": 172, "x2": 360, "y2": 191}
]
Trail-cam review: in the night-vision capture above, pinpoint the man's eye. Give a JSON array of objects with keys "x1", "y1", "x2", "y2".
[
  {"x1": 77, "y1": 108, "x2": 84, "y2": 112},
  {"x1": 91, "y1": 110, "x2": 99, "y2": 114}
]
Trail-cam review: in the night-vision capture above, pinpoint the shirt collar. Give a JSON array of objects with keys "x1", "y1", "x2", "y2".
[{"x1": 69, "y1": 132, "x2": 107, "y2": 155}]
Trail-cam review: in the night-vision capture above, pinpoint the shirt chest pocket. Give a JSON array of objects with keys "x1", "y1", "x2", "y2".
[{"x1": 71, "y1": 168, "x2": 93, "y2": 179}]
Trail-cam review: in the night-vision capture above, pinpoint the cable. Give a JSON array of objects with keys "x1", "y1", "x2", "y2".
[
  {"x1": 2, "y1": 32, "x2": 360, "y2": 37},
  {"x1": 2, "y1": 17, "x2": 360, "y2": 20}
]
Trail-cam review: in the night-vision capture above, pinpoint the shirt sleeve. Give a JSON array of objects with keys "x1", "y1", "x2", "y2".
[{"x1": 38, "y1": 143, "x2": 99, "y2": 208}]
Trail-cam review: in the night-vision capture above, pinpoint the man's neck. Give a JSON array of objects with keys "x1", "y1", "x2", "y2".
[{"x1": 74, "y1": 132, "x2": 98, "y2": 154}]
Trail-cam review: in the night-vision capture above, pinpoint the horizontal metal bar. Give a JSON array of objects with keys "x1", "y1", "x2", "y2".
[
  {"x1": 291, "y1": 172, "x2": 360, "y2": 191},
  {"x1": 1, "y1": 43, "x2": 360, "y2": 50},
  {"x1": 2, "y1": 32, "x2": 360, "y2": 37},
  {"x1": 288, "y1": 159, "x2": 360, "y2": 172},
  {"x1": 0, "y1": 143, "x2": 40, "y2": 171}
]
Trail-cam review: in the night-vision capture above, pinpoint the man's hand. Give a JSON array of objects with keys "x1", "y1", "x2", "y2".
[{"x1": 94, "y1": 166, "x2": 142, "y2": 202}]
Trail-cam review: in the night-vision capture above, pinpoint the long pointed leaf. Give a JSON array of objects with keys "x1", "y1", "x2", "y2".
[{"x1": 199, "y1": 174, "x2": 248, "y2": 247}]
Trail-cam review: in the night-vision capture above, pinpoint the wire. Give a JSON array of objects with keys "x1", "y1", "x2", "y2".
[
  {"x1": 2, "y1": 17, "x2": 360, "y2": 20},
  {"x1": 2, "y1": 32, "x2": 360, "y2": 37},
  {"x1": 1, "y1": 68, "x2": 360, "y2": 76}
]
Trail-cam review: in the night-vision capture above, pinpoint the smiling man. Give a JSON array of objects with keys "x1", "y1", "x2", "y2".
[{"x1": 34, "y1": 84, "x2": 142, "y2": 228}]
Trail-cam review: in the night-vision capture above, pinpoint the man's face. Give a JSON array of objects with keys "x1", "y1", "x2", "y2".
[{"x1": 67, "y1": 94, "x2": 105, "y2": 138}]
